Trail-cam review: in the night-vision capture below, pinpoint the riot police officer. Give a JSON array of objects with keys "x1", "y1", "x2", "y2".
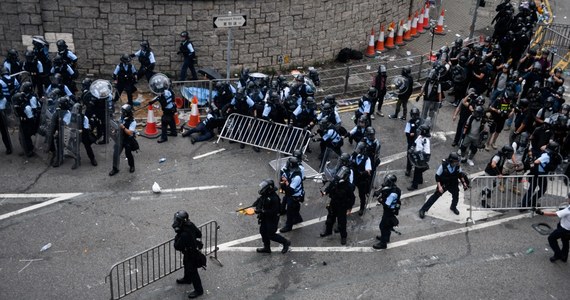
[
  {"x1": 351, "y1": 142, "x2": 372, "y2": 216},
  {"x1": 153, "y1": 87, "x2": 178, "y2": 143},
  {"x1": 109, "y1": 104, "x2": 137, "y2": 176},
  {"x1": 22, "y1": 50, "x2": 46, "y2": 97},
  {"x1": 252, "y1": 179, "x2": 291, "y2": 254},
  {"x1": 419, "y1": 152, "x2": 470, "y2": 218},
  {"x1": 178, "y1": 31, "x2": 198, "y2": 81},
  {"x1": 315, "y1": 119, "x2": 343, "y2": 160},
  {"x1": 279, "y1": 157, "x2": 305, "y2": 233},
  {"x1": 0, "y1": 81, "x2": 12, "y2": 154},
  {"x1": 320, "y1": 166, "x2": 354, "y2": 245},
  {"x1": 113, "y1": 54, "x2": 138, "y2": 106},
  {"x1": 407, "y1": 124, "x2": 431, "y2": 191},
  {"x1": 355, "y1": 87, "x2": 375, "y2": 125},
  {"x1": 372, "y1": 174, "x2": 401, "y2": 249},
  {"x1": 172, "y1": 210, "x2": 204, "y2": 298},
  {"x1": 3, "y1": 49, "x2": 23, "y2": 78},
  {"x1": 12, "y1": 92, "x2": 36, "y2": 157},
  {"x1": 131, "y1": 40, "x2": 156, "y2": 82},
  {"x1": 50, "y1": 55, "x2": 77, "y2": 93},
  {"x1": 56, "y1": 39, "x2": 78, "y2": 71}
]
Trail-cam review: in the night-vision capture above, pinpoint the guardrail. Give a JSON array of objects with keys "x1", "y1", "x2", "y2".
[{"x1": 106, "y1": 220, "x2": 221, "y2": 300}]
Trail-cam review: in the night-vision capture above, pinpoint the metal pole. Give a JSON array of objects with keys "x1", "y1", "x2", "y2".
[
  {"x1": 226, "y1": 11, "x2": 232, "y2": 80},
  {"x1": 469, "y1": 0, "x2": 480, "y2": 39}
]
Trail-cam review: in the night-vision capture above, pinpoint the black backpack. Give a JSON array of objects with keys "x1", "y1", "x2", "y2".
[{"x1": 337, "y1": 48, "x2": 351, "y2": 63}]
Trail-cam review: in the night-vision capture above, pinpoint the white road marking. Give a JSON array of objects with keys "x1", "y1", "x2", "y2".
[
  {"x1": 0, "y1": 193, "x2": 82, "y2": 221},
  {"x1": 219, "y1": 213, "x2": 531, "y2": 252},
  {"x1": 193, "y1": 148, "x2": 226, "y2": 159},
  {"x1": 132, "y1": 185, "x2": 227, "y2": 195}
]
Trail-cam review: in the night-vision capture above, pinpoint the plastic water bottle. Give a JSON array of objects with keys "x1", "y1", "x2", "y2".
[{"x1": 40, "y1": 243, "x2": 52, "y2": 252}]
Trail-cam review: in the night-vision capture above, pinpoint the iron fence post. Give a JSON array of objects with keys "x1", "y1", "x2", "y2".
[{"x1": 344, "y1": 66, "x2": 350, "y2": 95}]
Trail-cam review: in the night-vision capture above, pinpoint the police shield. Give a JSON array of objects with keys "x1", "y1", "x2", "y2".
[
  {"x1": 37, "y1": 96, "x2": 58, "y2": 152},
  {"x1": 62, "y1": 103, "x2": 82, "y2": 168},
  {"x1": 148, "y1": 73, "x2": 171, "y2": 95},
  {"x1": 109, "y1": 118, "x2": 123, "y2": 168},
  {"x1": 89, "y1": 79, "x2": 113, "y2": 144},
  {"x1": 389, "y1": 75, "x2": 410, "y2": 95},
  {"x1": 407, "y1": 149, "x2": 430, "y2": 168}
]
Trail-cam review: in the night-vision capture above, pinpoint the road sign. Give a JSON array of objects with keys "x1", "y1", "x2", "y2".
[{"x1": 213, "y1": 15, "x2": 247, "y2": 28}]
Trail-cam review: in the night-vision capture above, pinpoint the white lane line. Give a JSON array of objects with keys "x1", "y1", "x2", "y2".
[
  {"x1": 0, "y1": 193, "x2": 82, "y2": 221},
  {"x1": 132, "y1": 185, "x2": 228, "y2": 195},
  {"x1": 193, "y1": 148, "x2": 226, "y2": 160},
  {"x1": 219, "y1": 213, "x2": 531, "y2": 252},
  {"x1": 219, "y1": 171, "x2": 487, "y2": 251}
]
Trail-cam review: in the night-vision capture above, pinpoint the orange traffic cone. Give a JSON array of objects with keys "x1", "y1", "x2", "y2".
[
  {"x1": 385, "y1": 22, "x2": 395, "y2": 49},
  {"x1": 404, "y1": 15, "x2": 413, "y2": 41},
  {"x1": 175, "y1": 97, "x2": 184, "y2": 109},
  {"x1": 186, "y1": 96, "x2": 200, "y2": 128},
  {"x1": 365, "y1": 27, "x2": 376, "y2": 57},
  {"x1": 395, "y1": 20, "x2": 406, "y2": 46},
  {"x1": 418, "y1": 7, "x2": 426, "y2": 33},
  {"x1": 140, "y1": 104, "x2": 161, "y2": 138},
  {"x1": 411, "y1": 12, "x2": 419, "y2": 37},
  {"x1": 423, "y1": 3, "x2": 431, "y2": 30},
  {"x1": 174, "y1": 111, "x2": 181, "y2": 126},
  {"x1": 376, "y1": 24, "x2": 385, "y2": 52},
  {"x1": 434, "y1": 7, "x2": 446, "y2": 35},
  {"x1": 428, "y1": 51, "x2": 437, "y2": 62}
]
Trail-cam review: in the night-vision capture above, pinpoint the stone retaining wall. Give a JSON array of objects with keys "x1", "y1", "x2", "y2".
[{"x1": 0, "y1": 0, "x2": 424, "y2": 78}]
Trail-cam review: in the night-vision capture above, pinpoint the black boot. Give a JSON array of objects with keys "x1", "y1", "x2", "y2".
[
  {"x1": 373, "y1": 241, "x2": 387, "y2": 249},
  {"x1": 256, "y1": 247, "x2": 271, "y2": 253}
]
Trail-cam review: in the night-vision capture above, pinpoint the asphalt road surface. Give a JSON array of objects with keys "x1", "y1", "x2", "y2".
[{"x1": 1, "y1": 96, "x2": 569, "y2": 300}]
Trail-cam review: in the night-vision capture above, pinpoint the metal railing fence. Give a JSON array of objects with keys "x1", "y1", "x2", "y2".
[
  {"x1": 106, "y1": 220, "x2": 220, "y2": 300},
  {"x1": 468, "y1": 174, "x2": 569, "y2": 220}
]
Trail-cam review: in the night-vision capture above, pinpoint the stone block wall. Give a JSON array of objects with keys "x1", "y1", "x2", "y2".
[{"x1": 0, "y1": 0, "x2": 425, "y2": 78}]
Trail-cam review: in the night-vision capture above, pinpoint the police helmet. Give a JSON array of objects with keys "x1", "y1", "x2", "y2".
[
  {"x1": 561, "y1": 103, "x2": 570, "y2": 114},
  {"x1": 286, "y1": 157, "x2": 300, "y2": 171},
  {"x1": 402, "y1": 67, "x2": 412, "y2": 76},
  {"x1": 473, "y1": 106, "x2": 485, "y2": 120},
  {"x1": 418, "y1": 124, "x2": 431, "y2": 137},
  {"x1": 258, "y1": 179, "x2": 275, "y2": 195},
  {"x1": 53, "y1": 73, "x2": 63, "y2": 84},
  {"x1": 172, "y1": 210, "x2": 189, "y2": 232},
  {"x1": 180, "y1": 31, "x2": 189, "y2": 38},
  {"x1": 365, "y1": 126, "x2": 375, "y2": 140},
  {"x1": 554, "y1": 67, "x2": 563, "y2": 75},
  {"x1": 56, "y1": 39, "x2": 67, "y2": 51},
  {"x1": 383, "y1": 174, "x2": 397, "y2": 187},
  {"x1": 458, "y1": 56, "x2": 468, "y2": 65},
  {"x1": 546, "y1": 141, "x2": 560, "y2": 153},
  {"x1": 7, "y1": 49, "x2": 18, "y2": 60},
  {"x1": 440, "y1": 45, "x2": 450, "y2": 53},
  {"x1": 318, "y1": 118, "x2": 331, "y2": 130},
  {"x1": 324, "y1": 95, "x2": 336, "y2": 105},
  {"x1": 367, "y1": 87, "x2": 377, "y2": 98},
  {"x1": 379, "y1": 64, "x2": 387, "y2": 74},
  {"x1": 448, "y1": 152, "x2": 460, "y2": 163},
  {"x1": 454, "y1": 38, "x2": 463, "y2": 47},
  {"x1": 120, "y1": 54, "x2": 131, "y2": 64},
  {"x1": 140, "y1": 40, "x2": 150, "y2": 49},
  {"x1": 557, "y1": 115, "x2": 568, "y2": 127},
  {"x1": 24, "y1": 50, "x2": 34, "y2": 61},
  {"x1": 358, "y1": 115, "x2": 368, "y2": 126},
  {"x1": 57, "y1": 96, "x2": 72, "y2": 110},
  {"x1": 355, "y1": 141, "x2": 366, "y2": 155},
  {"x1": 475, "y1": 95, "x2": 485, "y2": 106},
  {"x1": 500, "y1": 145, "x2": 514, "y2": 157},
  {"x1": 545, "y1": 96, "x2": 555, "y2": 108},
  {"x1": 121, "y1": 104, "x2": 133, "y2": 118},
  {"x1": 293, "y1": 149, "x2": 303, "y2": 162},
  {"x1": 556, "y1": 87, "x2": 565, "y2": 97},
  {"x1": 53, "y1": 55, "x2": 63, "y2": 66},
  {"x1": 20, "y1": 81, "x2": 33, "y2": 94},
  {"x1": 306, "y1": 97, "x2": 317, "y2": 110},
  {"x1": 321, "y1": 102, "x2": 333, "y2": 112},
  {"x1": 335, "y1": 166, "x2": 351, "y2": 182},
  {"x1": 82, "y1": 78, "x2": 93, "y2": 91},
  {"x1": 48, "y1": 88, "x2": 61, "y2": 99},
  {"x1": 410, "y1": 107, "x2": 420, "y2": 119},
  {"x1": 518, "y1": 98, "x2": 529, "y2": 108},
  {"x1": 339, "y1": 153, "x2": 351, "y2": 166},
  {"x1": 277, "y1": 75, "x2": 287, "y2": 83}
]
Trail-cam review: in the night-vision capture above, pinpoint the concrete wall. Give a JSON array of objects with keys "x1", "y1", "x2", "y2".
[{"x1": 0, "y1": 0, "x2": 425, "y2": 78}]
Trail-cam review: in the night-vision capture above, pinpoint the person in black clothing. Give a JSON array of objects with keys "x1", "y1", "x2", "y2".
[
  {"x1": 113, "y1": 54, "x2": 137, "y2": 106},
  {"x1": 452, "y1": 90, "x2": 479, "y2": 146},
  {"x1": 389, "y1": 67, "x2": 414, "y2": 120},
  {"x1": 419, "y1": 152, "x2": 470, "y2": 218},
  {"x1": 252, "y1": 179, "x2": 291, "y2": 254},
  {"x1": 372, "y1": 174, "x2": 401, "y2": 249},
  {"x1": 109, "y1": 104, "x2": 137, "y2": 176},
  {"x1": 373, "y1": 65, "x2": 387, "y2": 117},
  {"x1": 172, "y1": 210, "x2": 204, "y2": 299},
  {"x1": 131, "y1": 40, "x2": 156, "y2": 82},
  {"x1": 320, "y1": 166, "x2": 354, "y2": 245}
]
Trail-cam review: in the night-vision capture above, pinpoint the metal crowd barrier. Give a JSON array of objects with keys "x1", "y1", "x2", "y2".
[
  {"x1": 531, "y1": 23, "x2": 570, "y2": 65},
  {"x1": 106, "y1": 220, "x2": 221, "y2": 300},
  {"x1": 217, "y1": 113, "x2": 311, "y2": 155},
  {"x1": 469, "y1": 174, "x2": 569, "y2": 220}
]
